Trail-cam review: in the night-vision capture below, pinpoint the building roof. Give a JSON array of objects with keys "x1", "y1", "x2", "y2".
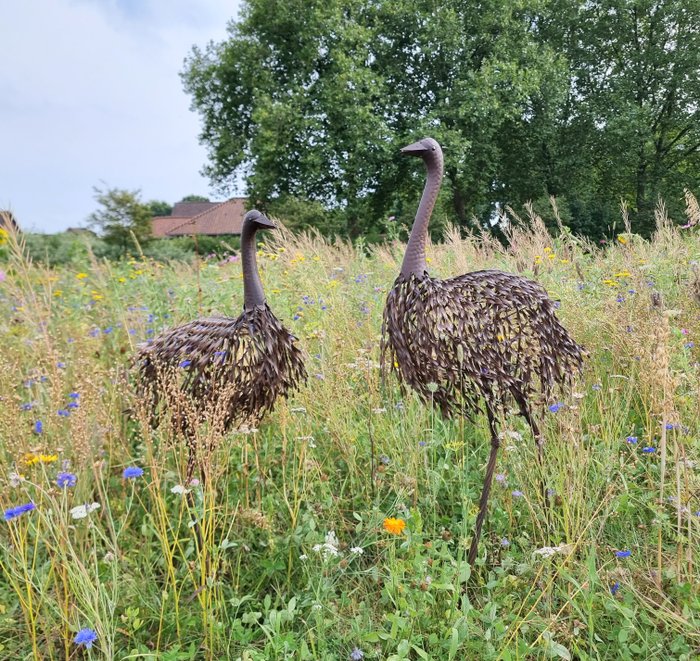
[
  {"x1": 151, "y1": 216, "x2": 191, "y2": 238},
  {"x1": 167, "y1": 198, "x2": 247, "y2": 236},
  {"x1": 171, "y1": 201, "x2": 218, "y2": 217}
]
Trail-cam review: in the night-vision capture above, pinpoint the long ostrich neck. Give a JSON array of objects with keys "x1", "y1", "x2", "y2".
[
  {"x1": 401, "y1": 150, "x2": 443, "y2": 278},
  {"x1": 241, "y1": 223, "x2": 265, "y2": 309}
]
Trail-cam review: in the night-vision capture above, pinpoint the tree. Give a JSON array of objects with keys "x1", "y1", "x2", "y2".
[
  {"x1": 148, "y1": 200, "x2": 172, "y2": 216},
  {"x1": 574, "y1": 0, "x2": 700, "y2": 234},
  {"x1": 88, "y1": 187, "x2": 153, "y2": 252},
  {"x1": 180, "y1": 194, "x2": 210, "y2": 203},
  {"x1": 182, "y1": 0, "x2": 563, "y2": 237},
  {"x1": 509, "y1": 0, "x2": 700, "y2": 237}
]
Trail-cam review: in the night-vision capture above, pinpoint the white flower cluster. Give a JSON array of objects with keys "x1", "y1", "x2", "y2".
[{"x1": 312, "y1": 531, "x2": 340, "y2": 560}]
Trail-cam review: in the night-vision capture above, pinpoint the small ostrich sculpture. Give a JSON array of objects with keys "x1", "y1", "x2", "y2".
[
  {"x1": 138, "y1": 210, "x2": 306, "y2": 478},
  {"x1": 381, "y1": 138, "x2": 583, "y2": 566}
]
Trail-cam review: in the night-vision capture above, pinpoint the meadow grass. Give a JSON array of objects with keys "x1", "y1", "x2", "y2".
[{"x1": 0, "y1": 203, "x2": 699, "y2": 660}]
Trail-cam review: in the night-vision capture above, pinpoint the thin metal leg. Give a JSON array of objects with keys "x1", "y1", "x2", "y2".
[{"x1": 468, "y1": 405, "x2": 500, "y2": 566}]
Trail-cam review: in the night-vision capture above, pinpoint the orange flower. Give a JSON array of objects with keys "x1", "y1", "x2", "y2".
[{"x1": 383, "y1": 517, "x2": 406, "y2": 535}]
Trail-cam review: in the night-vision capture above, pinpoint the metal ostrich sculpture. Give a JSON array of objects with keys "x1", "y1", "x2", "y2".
[
  {"x1": 138, "y1": 210, "x2": 306, "y2": 479},
  {"x1": 381, "y1": 138, "x2": 584, "y2": 566}
]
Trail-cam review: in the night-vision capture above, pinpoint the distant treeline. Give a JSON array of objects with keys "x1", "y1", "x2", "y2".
[
  {"x1": 17, "y1": 232, "x2": 239, "y2": 267},
  {"x1": 183, "y1": 0, "x2": 700, "y2": 241}
]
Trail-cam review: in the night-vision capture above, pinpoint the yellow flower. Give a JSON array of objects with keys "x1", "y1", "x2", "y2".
[
  {"x1": 117, "y1": 277, "x2": 126, "y2": 283},
  {"x1": 544, "y1": 246, "x2": 552, "y2": 253},
  {"x1": 617, "y1": 235, "x2": 628, "y2": 245},
  {"x1": 426, "y1": 257, "x2": 433, "y2": 264},
  {"x1": 53, "y1": 290, "x2": 63, "y2": 298},
  {"x1": 602, "y1": 279, "x2": 618, "y2": 286},
  {"x1": 0, "y1": 228, "x2": 8, "y2": 245},
  {"x1": 76, "y1": 272, "x2": 88, "y2": 280},
  {"x1": 383, "y1": 517, "x2": 406, "y2": 535},
  {"x1": 614, "y1": 270, "x2": 631, "y2": 278},
  {"x1": 24, "y1": 453, "x2": 58, "y2": 465}
]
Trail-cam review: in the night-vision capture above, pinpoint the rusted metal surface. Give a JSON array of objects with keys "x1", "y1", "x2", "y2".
[
  {"x1": 136, "y1": 210, "x2": 306, "y2": 449},
  {"x1": 382, "y1": 269, "x2": 583, "y2": 419},
  {"x1": 382, "y1": 137, "x2": 583, "y2": 567}
]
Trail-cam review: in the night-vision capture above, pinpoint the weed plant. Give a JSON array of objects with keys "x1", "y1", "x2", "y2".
[{"x1": 0, "y1": 199, "x2": 699, "y2": 659}]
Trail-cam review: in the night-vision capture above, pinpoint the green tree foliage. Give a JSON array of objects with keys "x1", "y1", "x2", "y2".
[
  {"x1": 180, "y1": 194, "x2": 211, "y2": 202},
  {"x1": 88, "y1": 187, "x2": 153, "y2": 253},
  {"x1": 182, "y1": 0, "x2": 560, "y2": 237},
  {"x1": 182, "y1": 0, "x2": 700, "y2": 239},
  {"x1": 148, "y1": 200, "x2": 173, "y2": 217}
]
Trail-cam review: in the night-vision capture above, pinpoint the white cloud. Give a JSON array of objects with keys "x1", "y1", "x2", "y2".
[{"x1": 0, "y1": 0, "x2": 240, "y2": 232}]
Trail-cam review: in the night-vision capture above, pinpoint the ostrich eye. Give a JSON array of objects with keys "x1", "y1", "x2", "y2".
[{"x1": 431, "y1": 146, "x2": 436, "y2": 151}]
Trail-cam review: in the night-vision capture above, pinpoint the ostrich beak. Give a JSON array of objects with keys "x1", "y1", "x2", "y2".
[
  {"x1": 256, "y1": 214, "x2": 276, "y2": 229},
  {"x1": 400, "y1": 140, "x2": 428, "y2": 155}
]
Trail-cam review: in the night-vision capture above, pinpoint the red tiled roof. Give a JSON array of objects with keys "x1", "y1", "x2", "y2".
[
  {"x1": 167, "y1": 198, "x2": 247, "y2": 236},
  {"x1": 171, "y1": 201, "x2": 218, "y2": 217},
  {"x1": 151, "y1": 216, "x2": 191, "y2": 238}
]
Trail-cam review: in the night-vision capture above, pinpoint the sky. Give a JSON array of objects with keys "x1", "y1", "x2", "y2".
[{"x1": 1, "y1": 0, "x2": 241, "y2": 233}]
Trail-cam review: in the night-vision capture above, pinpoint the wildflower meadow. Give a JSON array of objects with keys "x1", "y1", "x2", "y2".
[{"x1": 0, "y1": 201, "x2": 699, "y2": 659}]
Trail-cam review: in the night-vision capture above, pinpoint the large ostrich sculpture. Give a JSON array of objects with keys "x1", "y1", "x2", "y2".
[
  {"x1": 381, "y1": 138, "x2": 583, "y2": 566},
  {"x1": 138, "y1": 210, "x2": 306, "y2": 479}
]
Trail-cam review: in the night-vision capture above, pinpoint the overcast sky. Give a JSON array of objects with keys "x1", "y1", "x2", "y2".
[{"x1": 1, "y1": 0, "x2": 240, "y2": 233}]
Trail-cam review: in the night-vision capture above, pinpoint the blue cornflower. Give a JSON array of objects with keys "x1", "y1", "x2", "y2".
[
  {"x1": 512, "y1": 490, "x2": 524, "y2": 498},
  {"x1": 616, "y1": 295, "x2": 625, "y2": 303},
  {"x1": 380, "y1": 455, "x2": 390, "y2": 465},
  {"x1": 4, "y1": 502, "x2": 35, "y2": 521},
  {"x1": 642, "y1": 446, "x2": 656, "y2": 453},
  {"x1": 57, "y1": 362, "x2": 66, "y2": 369},
  {"x1": 665, "y1": 422, "x2": 676, "y2": 430},
  {"x1": 67, "y1": 401, "x2": 79, "y2": 409},
  {"x1": 58, "y1": 409, "x2": 70, "y2": 417},
  {"x1": 610, "y1": 581, "x2": 620, "y2": 595},
  {"x1": 349, "y1": 648, "x2": 364, "y2": 661},
  {"x1": 685, "y1": 342, "x2": 694, "y2": 349},
  {"x1": 500, "y1": 537, "x2": 510, "y2": 547},
  {"x1": 103, "y1": 327, "x2": 113, "y2": 334},
  {"x1": 418, "y1": 440, "x2": 427, "y2": 448},
  {"x1": 179, "y1": 359, "x2": 192, "y2": 368},
  {"x1": 548, "y1": 402, "x2": 563, "y2": 413},
  {"x1": 74, "y1": 628, "x2": 97, "y2": 649},
  {"x1": 615, "y1": 550, "x2": 631, "y2": 558},
  {"x1": 33, "y1": 420, "x2": 43, "y2": 434},
  {"x1": 89, "y1": 328, "x2": 100, "y2": 337},
  {"x1": 293, "y1": 314, "x2": 301, "y2": 321},
  {"x1": 57, "y1": 472, "x2": 77, "y2": 489},
  {"x1": 123, "y1": 466, "x2": 144, "y2": 479},
  {"x1": 626, "y1": 436, "x2": 638, "y2": 444},
  {"x1": 20, "y1": 402, "x2": 33, "y2": 411},
  {"x1": 69, "y1": 392, "x2": 79, "y2": 399}
]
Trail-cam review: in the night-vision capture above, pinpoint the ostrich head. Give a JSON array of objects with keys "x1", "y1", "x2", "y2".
[
  {"x1": 243, "y1": 209, "x2": 276, "y2": 231},
  {"x1": 400, "y1": 137, "x2": 442, "y2": 160}
]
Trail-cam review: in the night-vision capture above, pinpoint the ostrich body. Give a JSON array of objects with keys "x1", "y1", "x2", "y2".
[
  {"x1": 138, "y1": 210, "x2": 306, "y2": 476},
  {"x1": 381, "y1": 138, "x2": 583, "y2": 566}
]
